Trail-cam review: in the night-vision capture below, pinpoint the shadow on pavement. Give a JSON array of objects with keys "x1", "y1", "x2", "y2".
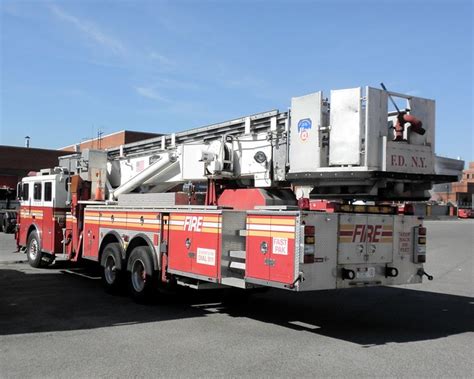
[{"x1": 0, "y1": 265, "x2": 472, "y2": 347}]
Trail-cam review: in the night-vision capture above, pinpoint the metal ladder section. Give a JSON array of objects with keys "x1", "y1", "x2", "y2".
[{"x1": 107, "y1": 109, "x2": 289, "y2": 159}]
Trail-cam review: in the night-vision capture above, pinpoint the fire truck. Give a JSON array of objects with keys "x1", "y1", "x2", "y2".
[{"x1": 16, "y1": 85, "x2": 458, "y2": 300}]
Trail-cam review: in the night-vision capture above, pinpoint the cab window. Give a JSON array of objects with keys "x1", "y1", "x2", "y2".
[
  {"x1": 22, "y1": 183, "x2": 29, "y2": 200},
  {"x1": 33, "y1": 182, "x2": 42, "y2": 201},
  {"x1": 44, "y1": 182, "x2": 52, "y2": 202}
]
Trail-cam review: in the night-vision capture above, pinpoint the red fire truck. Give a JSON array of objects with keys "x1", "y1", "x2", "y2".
[{"x1": 16, "y1": 86, "x2": 457, "y2": 300}]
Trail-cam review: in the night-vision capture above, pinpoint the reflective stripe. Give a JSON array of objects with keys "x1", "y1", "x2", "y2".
[
  {"x1": 247, "y1": 230, "x2": 295, "y2": 239},
  {"x1": 247, "y1": 224, "x2": 295, "y2": 233}
]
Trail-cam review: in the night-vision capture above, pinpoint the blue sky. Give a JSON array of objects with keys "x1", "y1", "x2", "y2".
[{"x1": 1, "y1": 0, "x2": 472, "y2": 163}]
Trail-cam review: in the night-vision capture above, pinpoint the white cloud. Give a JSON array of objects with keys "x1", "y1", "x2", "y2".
[
  {"x1": 149, "y1": 51, "x2": 173, "y2": 66},
  {"x1": 134, "y1": 86, "x2": 168, "y2": 102},
  {"x1": 153, "y1": 77, "x2": 200, "y2": 90},
  {"x1": 48, "y1": 4, "x2": 125, "y2": 55},
  {"x1": 222, "y1": 75, "x2": 265, "y2": 89}
]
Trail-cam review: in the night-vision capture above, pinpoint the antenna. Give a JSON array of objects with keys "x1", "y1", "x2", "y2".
[{"x1": 97, "y1": 129, "x2": 104, "y2": 149}]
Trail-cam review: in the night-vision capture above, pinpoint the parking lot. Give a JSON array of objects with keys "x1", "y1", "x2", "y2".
[{"x1": 0, "y1": 220, "x2": 472, "y2": 378}]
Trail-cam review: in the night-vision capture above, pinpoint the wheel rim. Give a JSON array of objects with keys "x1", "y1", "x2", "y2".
[
  {"x1": 29, "y1": 238, "x2": 39, "y2": 260},
  {"x1": 104, "y1": 255, "x2": 117, "y2": 285},
  {"x1": 131, "y1": 259, "x2": 146, "y2": 292}
]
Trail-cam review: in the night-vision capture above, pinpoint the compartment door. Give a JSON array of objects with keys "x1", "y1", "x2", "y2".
[
  {"x1": 365, "y1": 215, "x2": 394, "y2": 264},
  {"x1": 191, "y1": 214, "x2": 221, "y2": 279},
  {"x1": 337, "y1": 214, "x2": 368, "y2": 264},
  {"x1": 338, "y1": 214, "x2": 394, "y2": 264},
  {"x1": 268, "y1": 216, "x2": 297, "y2": 285},
  {"x1": 245, "y1": 215, "x2": 271, "y2": 281},
  {"x1": 167, "y1": 213, "x2": 193, "y2": 274},
  {"x1": 82, "y1": 210, "x2": 100, "y2": 260}
]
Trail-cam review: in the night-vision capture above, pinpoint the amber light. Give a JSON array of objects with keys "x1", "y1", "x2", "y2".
[{"x1": 305, "y1": 236, "x2": 315, "y2": 244}]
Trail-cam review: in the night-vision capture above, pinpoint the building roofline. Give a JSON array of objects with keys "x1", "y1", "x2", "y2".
[
  {"x1": 59, "y1": 130, "x2": 128, "y2": 150},
  {"x1": 59, "y1": 130, "x2": 162, "y2": 150},
  {"x1": 0, "y1": 145, "x2": 70, "y2": 154}
]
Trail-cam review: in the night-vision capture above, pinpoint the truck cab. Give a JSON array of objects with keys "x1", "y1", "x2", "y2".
[{"x1": 17, "y1": 168, "x2": 69, "y2": 266}]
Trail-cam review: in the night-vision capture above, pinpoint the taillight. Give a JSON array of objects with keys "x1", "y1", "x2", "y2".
[
  {"x1": 304, "y1": 225, "x2": 315, "y2": 235},
  {"x1": 404, "y1": 204, "x2": 414, "y2": 215},
  {"x1": 413, "y1": 225, "x2": 427, "y2": 263}
]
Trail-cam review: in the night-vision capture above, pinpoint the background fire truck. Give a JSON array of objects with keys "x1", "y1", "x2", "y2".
[
  {"x1": 16, "y1": 85, "x2": 459, "y2": 300},
  {"x1": 0, "y1": 186, "x2": 18, "y2": 234}
]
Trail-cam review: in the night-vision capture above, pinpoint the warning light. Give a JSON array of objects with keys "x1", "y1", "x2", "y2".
[{"x1": 305, "y1": 236, "x2": 315, "y2": 244}]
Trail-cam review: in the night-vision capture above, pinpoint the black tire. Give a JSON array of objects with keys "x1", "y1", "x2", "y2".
[
  {"x1": 101, "y1": 243, "x2": 124, "y2": 293},
  {"x1": 0, "y1": 215, "x2": 7, "y2": 233},
  {"x1": 4, "y1": 219, "x2": 14, "y2": 233},
  {"x1": 127, "y1": 246, "x2": 156, "y2": 302},
  {"x1": 5, "y1": 212, "x2": 16, "y2": 233},
  {"x1": 26, "y1": 231, "x2": 43, "y2": 268}
]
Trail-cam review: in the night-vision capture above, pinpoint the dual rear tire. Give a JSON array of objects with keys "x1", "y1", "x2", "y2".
[
  {"x1": 101, "y1": 244, "x2": 157, "y2": 302},
  {"x1": 128, "y1": 246, "x2": 156, "y2": 302},
  {"x1": 101, "y1": 243, "x2": 124, "y2": 293}
]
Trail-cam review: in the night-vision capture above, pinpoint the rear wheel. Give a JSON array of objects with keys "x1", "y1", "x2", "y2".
[
  {"x1": 5, "y1": 212, "x2": 16, "y2": 233},
  {"x1": 26, "y1": 231, "x2": 43, "y2": 268},
  {"x1": 101, "y1": 243, "x2": 124, "y2": 293},
  {"x1": 1, "y1": 214, "x2": 9, "y2": 233},
  {"x1": 128, "y1": 246, "x2": 156, "y2": 302}
]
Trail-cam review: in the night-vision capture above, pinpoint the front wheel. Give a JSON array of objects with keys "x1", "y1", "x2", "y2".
[
  {"x1": 128, "y1": 246, "x2": 156, "y2": 302},
  {"x1": 26, "y1": 231, "x2": 43, "y2": 268}
]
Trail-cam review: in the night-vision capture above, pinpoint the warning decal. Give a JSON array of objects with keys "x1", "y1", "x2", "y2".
[
  {"x1": 272, "y1": 237, "x2": 288, "y2": 255},
  {"x1": 196, "y1": 248, "x2": 216, "y2": 266}
]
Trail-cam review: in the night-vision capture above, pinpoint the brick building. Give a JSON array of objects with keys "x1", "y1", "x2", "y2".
[
  {"x1": 0, "y1": 130, "x2": 160, "y2": 192},
  {"x1": 431, "y1": 162, "x2": 474, "y2": 207},
  {"x1": 60, "y1": 130, "x2": 161, "y2": 152},
  {"x1": 0, "y1": 146, "x2": 70, "y2": 189}
]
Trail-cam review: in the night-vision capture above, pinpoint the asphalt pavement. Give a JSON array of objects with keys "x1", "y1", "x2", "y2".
[{"x1": 0, "y1": 220, "x2": 473, "y2": 378}]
